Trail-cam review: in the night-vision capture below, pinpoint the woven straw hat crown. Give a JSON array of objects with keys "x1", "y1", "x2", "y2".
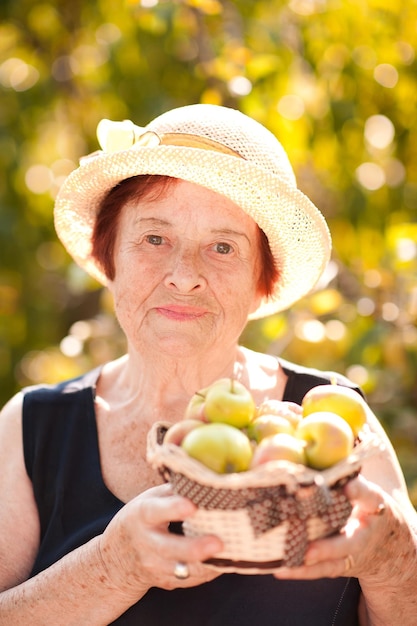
[
  {"x1": 144, "y1": 104, "x2": 297, "y2": 185},
  {"x1": 54, "y1": 104, "x2": 331, "y2": 318}
]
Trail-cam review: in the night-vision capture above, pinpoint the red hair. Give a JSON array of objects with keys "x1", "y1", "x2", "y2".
[{"x1": 91, "y1": 175, "x2": 279, "y2": 297}]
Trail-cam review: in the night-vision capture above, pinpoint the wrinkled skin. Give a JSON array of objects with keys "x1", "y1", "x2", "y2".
[{"x1": 0, "y1": 180, "x2": 416, "y2": 626}]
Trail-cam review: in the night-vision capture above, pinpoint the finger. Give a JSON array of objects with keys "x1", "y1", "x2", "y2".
[
  {"x1": 273, "y1": 554, "x2": 352, "y2": 581},
  {"x1": 135, "y1": 492, "x2": 198, "y2": 527},
  {"x1": 151, "y1": 528, "x2": 224, "y2": 564},
  {"x1": 134, "y1": 496, "x2": 224, "y2": 562},
  {"x1": 145, "y1": 483, "x2": 174, "y2": 497},
  {"x1": 344, "y1": 475, "x2": 387, "y2": 517},
  {"x1": 160, "y1": 559, "x2": 221, "y2": 590},
  {"x1": 300, "y1": 479, "x2": 388, "y2": 568}
]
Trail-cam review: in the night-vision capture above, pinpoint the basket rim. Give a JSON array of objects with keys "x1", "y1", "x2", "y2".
[{"x1": 146, "y1": 421, "x2": 384, "y2": 491}]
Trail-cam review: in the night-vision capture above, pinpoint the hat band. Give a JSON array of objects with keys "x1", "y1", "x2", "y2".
[
  {"x1": 134, "y1": 130, "x2": 244, "y2": 159},
  {"x1": 96, "y1": 117, "x2": 244, "y2": 157},
  {"x1": 86, "y1": 119, "x2": 245, "y2": 165}
]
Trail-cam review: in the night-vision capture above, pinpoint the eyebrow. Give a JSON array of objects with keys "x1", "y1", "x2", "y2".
[
  {"x1": 134, "y1": 218, "x2": 251, "y2": 243},
  {"x1": 211, "y1": 228, "x2": 251, "y2": 244},
  {"x1": 133, "y1": 217, "x2": 170, "y2": 227}
]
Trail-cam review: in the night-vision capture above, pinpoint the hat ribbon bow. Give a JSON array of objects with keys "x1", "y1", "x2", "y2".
[{"x1": 95, "y1": 118, "x2": 242, "y2": 158}]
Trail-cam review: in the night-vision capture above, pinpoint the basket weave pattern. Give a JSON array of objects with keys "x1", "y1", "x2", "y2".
[{"x1": 147, "y1": 422, "x2": 381, "y2": 573}]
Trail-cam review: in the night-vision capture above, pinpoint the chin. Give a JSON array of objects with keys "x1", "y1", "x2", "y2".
[{"x1": 146, "y1": 331, "x2": 210, "y2": 357}]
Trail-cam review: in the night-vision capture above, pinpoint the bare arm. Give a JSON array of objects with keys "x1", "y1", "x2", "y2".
[
  {"x1": 350, "y1": 407, "x2": 417, "y2": 626},
  {"x1": 273, "y1": 403, "x2": 417, "y2": 626},
  {"x1": 0, "y1": 395, "x2": 222, "y2": 625},
  {"x1": 0, "y1": 393, "x2": 40, "y2": 589}
]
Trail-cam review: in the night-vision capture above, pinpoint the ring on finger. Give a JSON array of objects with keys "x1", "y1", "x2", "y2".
[
  {"x1": 343, "y1": 554, "x2": 355, "y2": 573},
  {"x1": 174, "y1": 561, "x2": 190, "y2": 580},
  {"x1": 373, "y1": 502, "x2": 386, "y2": 516}
]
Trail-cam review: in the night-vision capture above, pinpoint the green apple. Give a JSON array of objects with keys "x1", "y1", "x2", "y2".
[
  {"x1": 181, "y1": 423, "x2": 253, "y2": 473},
  {"x1": 302, "y1": 384, "x2": 367, "y2": 437},
  {"x1": 256, "y1": 400, "x2": 302, "y2": 429},
  {"x1": 250, "y1": 433, "x2": 307, "y2": 468},
  {"x1": 247, "y1": 414, "x2": 294, "y2": 443},
  {"x1": 204, "y1": 378, "x2": 256, "y2": 429},
  {"x1": 296, "y1": 411, "x2": 354, "y2": 470},
  {"x1": 163, "y1": 419, "x2": 205, "y2": 446}
]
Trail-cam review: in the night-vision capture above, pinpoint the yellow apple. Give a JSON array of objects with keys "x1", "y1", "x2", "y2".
[
  {"x1": 301, "y1": 384, "x2": 367, "y2": 437},
  {"x1": 163, "y1": 419, "x2": 205, "y2": 446},
  {"x1": 247, "y1": 414, "x2": 294, "y2": 443},
  {"x1": 181, "y1": 423, "x2": 253, "y2": 474},
  {"x1": 204, "y1": 378, "x2": 256, "y2": 429},
  {"x1": 250, "y1": 433, "x2": 307, "y2": 468},
  {"x1": 296, "y1": 411, "x2": 354, "y2": 470},
  {"x1": 256, "y1": 399, "x2": 302, "y2": 429}
]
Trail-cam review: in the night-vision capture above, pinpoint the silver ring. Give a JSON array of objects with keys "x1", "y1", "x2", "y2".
[
  {"x1": 174, "y1": 561, "x2": 190, "y2": 580},
  {"x1": 343, "y1": 554, "x2": 355, "y2": 573}
]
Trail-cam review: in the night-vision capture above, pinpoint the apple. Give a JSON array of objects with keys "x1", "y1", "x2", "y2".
[
  {"x1": 181, "y1": 423, "x2": 253, "y2": 474},
  {"x1": 163, "y1": 419, "x2": 205, "y2": 446},
  {"x1": 250, "y1": 433, "x2": 307, "y2": 468},
  {"x1": 183, "y1": 390, "x2": 208, "y2": 422},
  {"x1": 296, "y1": 411, "x2": 354, "y2": 470},
  {"x1": 204, "y1": 378, "x2": 256, "y2": 429},
  {"x1": 256, "y1": 400, "x2": 302, "y2": 429},
  {"x1": 302, "y1": 384, "x2": 367, "y2": 437},
  {"x1": 247, "y1": 414, "x2": 294, "y2": 443}
]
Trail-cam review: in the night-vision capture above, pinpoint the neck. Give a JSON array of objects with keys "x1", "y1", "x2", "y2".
[{"x1": 98, "y1": 344, "x2": 251, "y2": 424}]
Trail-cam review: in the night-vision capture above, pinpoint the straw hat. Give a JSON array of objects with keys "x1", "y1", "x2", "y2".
[{"x1": 54, "y1": 104, "x2": 331, "y2": 318}]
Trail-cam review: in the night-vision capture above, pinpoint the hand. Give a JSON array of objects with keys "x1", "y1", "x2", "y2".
[
  {"x1": 273, "y1": 475, "x2": 402, "y2": 582},
  {"x1": 99, "y1": 483, "x2": 223, "y2": 597}
]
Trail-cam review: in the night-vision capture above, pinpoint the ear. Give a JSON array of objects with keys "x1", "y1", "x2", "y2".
[
  {"x1": 248, "y1": 290, "x2": 263, "y2": 317},
  {"x1": 105, "y1": 278, "x2": 115, "y2": 293},
  {"x1": 98, "y1": 285, "x2": 116, "y2": 315}
]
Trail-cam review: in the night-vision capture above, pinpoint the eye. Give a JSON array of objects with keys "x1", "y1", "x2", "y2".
[
  {"x1": 146, "y1": 234, "x2": 164, "y2": 245},
  {"x1": 214, "y1": 242, "x2": 233, "y2": 255}
]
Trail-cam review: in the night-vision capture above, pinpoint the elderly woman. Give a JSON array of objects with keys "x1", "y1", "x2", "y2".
[{"x1": 0, "y1": 104, "x2": 416, "y2": 625}]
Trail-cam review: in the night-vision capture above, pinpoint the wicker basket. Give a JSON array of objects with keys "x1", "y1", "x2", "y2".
[{"x1": 147, "y1": 422, "x2": 383, "y2": 574}]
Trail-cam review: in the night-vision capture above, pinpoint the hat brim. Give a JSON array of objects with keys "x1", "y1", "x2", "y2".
[{"x1": 54, "y1": 145, "x2": 331, "y2": 319}]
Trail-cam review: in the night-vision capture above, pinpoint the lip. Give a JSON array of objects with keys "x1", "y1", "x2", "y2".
[{"x1": 155, "y1": 305, "x2": 208, "y2": 321}]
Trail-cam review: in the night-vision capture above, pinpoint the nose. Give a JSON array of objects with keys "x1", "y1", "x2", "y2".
[{"x1": 164, "y1": 247, "x2": 207, "y2": 293}]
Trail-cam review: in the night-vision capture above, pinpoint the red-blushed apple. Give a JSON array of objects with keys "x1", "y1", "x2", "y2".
[
  {"x1": 250, "y1": 433, "x2": 307, "y2": 468},
  {"x1": 296, "y1": 411, "x2": 354, "y2": 470},
  {"x1": 256, "y1": 400, "x2": 302, "y2": 429},
  {"x1": 183, "y1": 390, "x2": 208, "y2": 422},
  {"x1": 302, "y1": 385, "x2": 367, "y2": 437},
  {"x1": 247, "y1": 414, "x2": 294, "y2": 443},
  {"x1": 204, "y1": 378, "x2": 256, "y2": 429},
  {"x1": 181, "y1": 423, "x2": 253, "y2": 474},
  {"x1": 163, "y1": 419, "x2": 205, "y2": 446}
]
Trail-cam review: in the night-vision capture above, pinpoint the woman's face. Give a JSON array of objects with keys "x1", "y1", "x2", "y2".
[{"x1": 108, "y1": 179, "x2": 263, "y2": 357}]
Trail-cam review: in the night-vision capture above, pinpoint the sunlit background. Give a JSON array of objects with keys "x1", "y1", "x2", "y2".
[{"x1": 1, "y1": 0, "x2": 416, "y2": 503}]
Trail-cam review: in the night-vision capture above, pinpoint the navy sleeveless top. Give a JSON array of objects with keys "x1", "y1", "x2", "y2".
[{"x1": 22, "y1": 360, "x2": 361, "y2": 625}]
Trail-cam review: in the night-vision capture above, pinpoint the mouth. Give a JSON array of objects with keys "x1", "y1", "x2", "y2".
[{"x1": 155, "y1": 305, "x2": 208, "y2": 321}]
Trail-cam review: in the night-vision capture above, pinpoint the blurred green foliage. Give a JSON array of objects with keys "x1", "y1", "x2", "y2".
[{"x1": 1, "y1": 0, "x2": 416, "y2": 501}]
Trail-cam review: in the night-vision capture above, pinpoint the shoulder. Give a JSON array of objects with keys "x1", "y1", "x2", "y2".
[
  {"x1": 0, "y1": 391, "x2": 32, "y2": 502},
  {"x1": 240, "y1": 347, "x2": 363, "y2": 404},
  {"x1": 278, "y1": 357, "x2": 364, "y2": 405},
  {"x1": 22, "y1": 366, "x2": 102, "y2": 405},
  {"x1": 279, "y1": 357, "x2": 361, "y2": 390},
  {"x1": 0, "y1": 391, "x2": 24, "y2": 437}
]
